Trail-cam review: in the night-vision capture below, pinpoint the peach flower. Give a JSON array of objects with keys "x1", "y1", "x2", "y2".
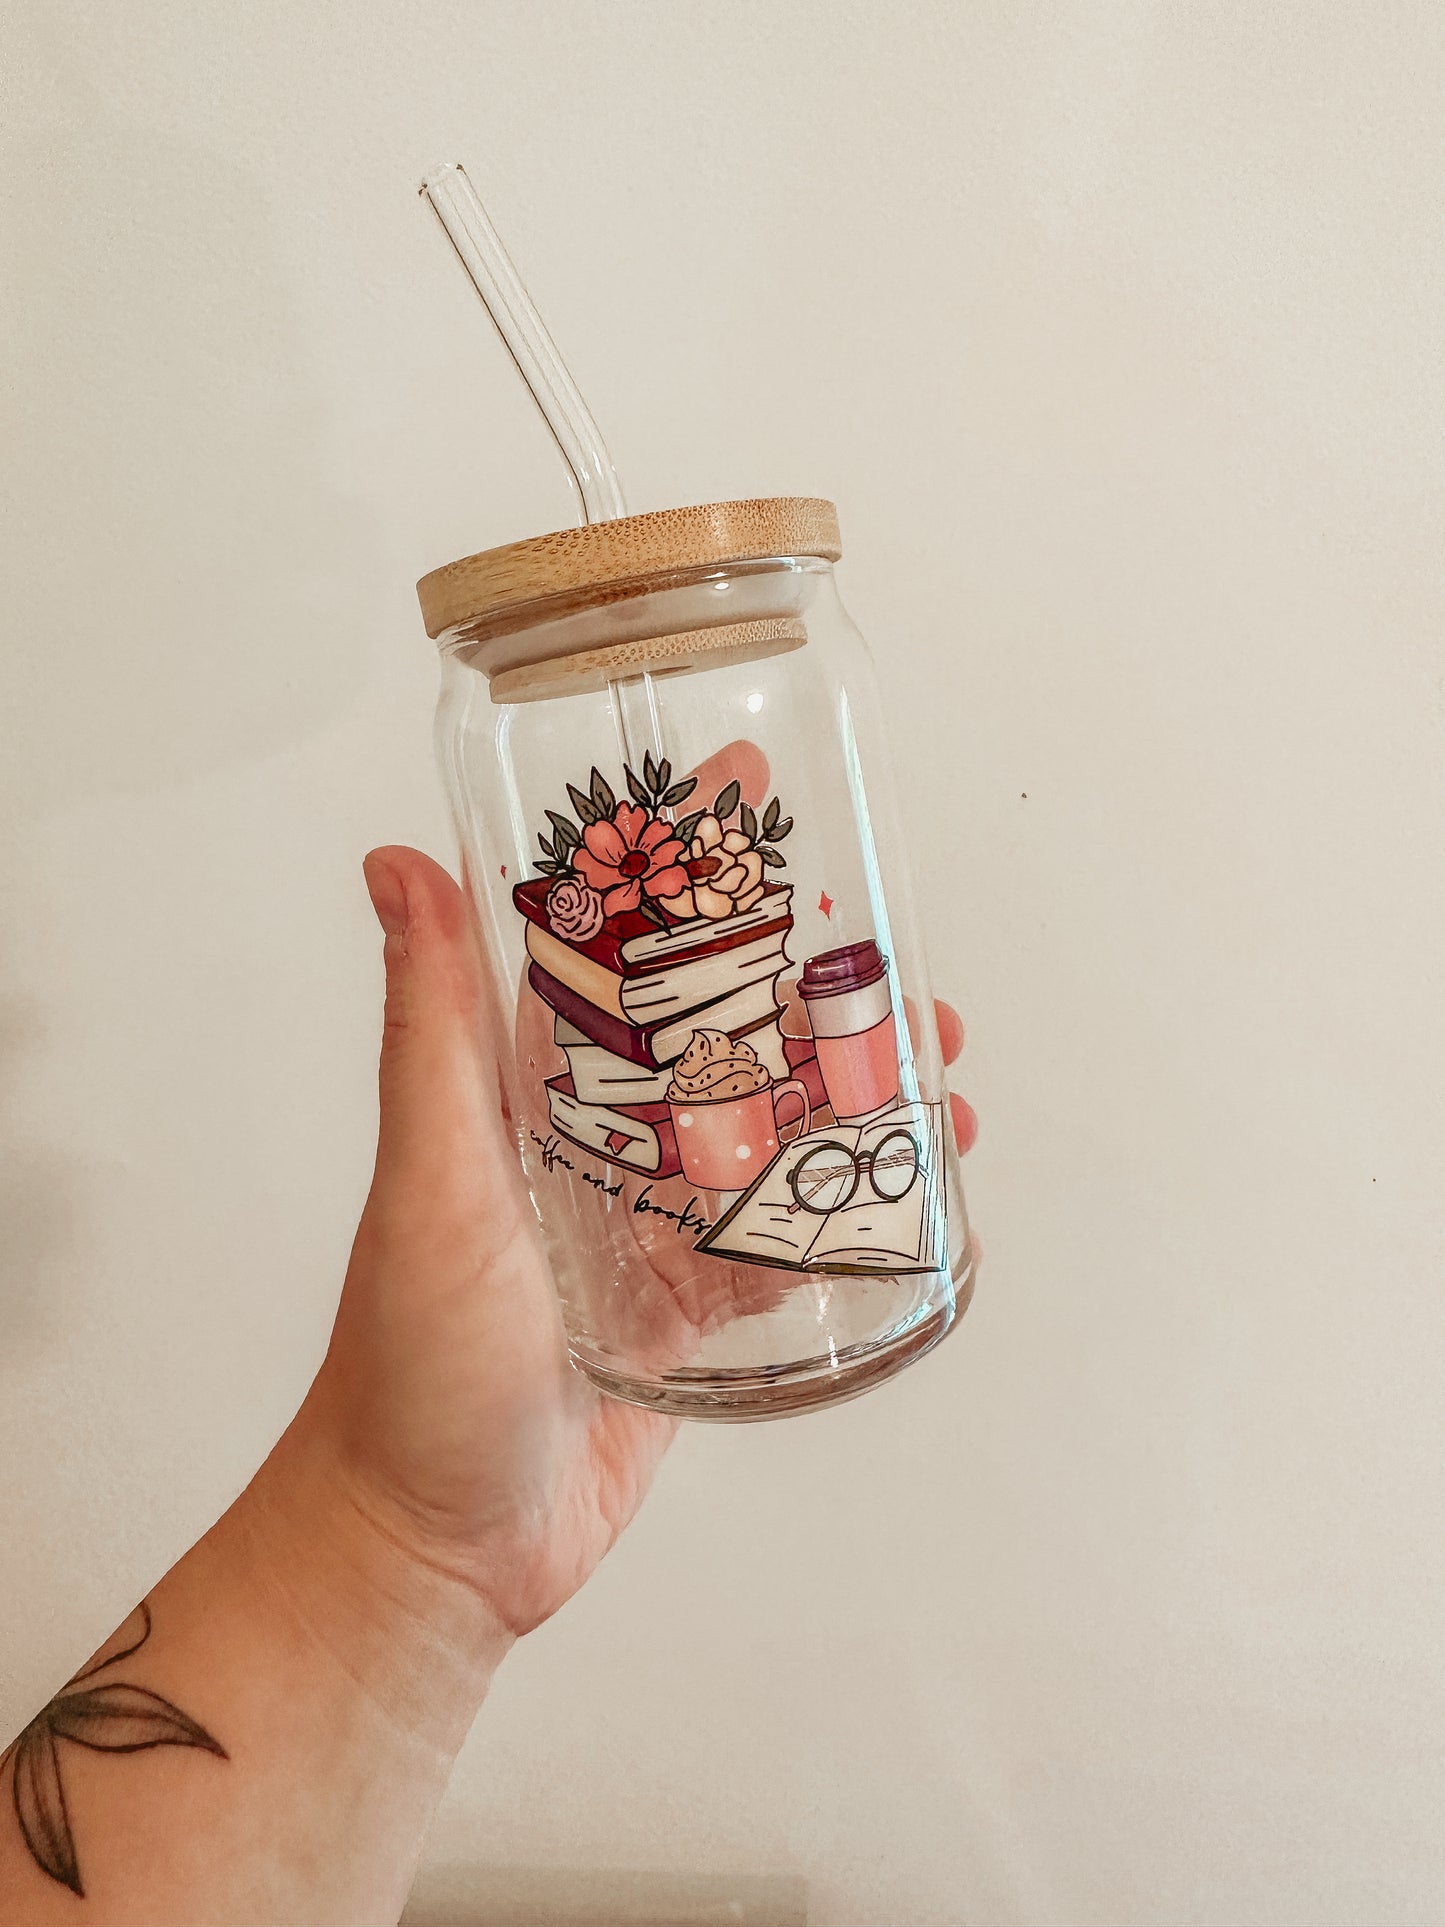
[
  {"x1": 656, "y1": 812, "x2": 766, "y2": 921},
  {"x1": 571, "y1": 802, "x2": 688, "y2": 917}
]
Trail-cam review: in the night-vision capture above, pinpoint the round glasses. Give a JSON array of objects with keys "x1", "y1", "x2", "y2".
[{"x1": 786, "y1": 1127, "x2": 921, "y2": 1215}]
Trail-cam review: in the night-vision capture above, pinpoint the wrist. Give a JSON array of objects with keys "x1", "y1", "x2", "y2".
[{"x1": 224, "y1": 1413, "x2": 516, "y2": 1755}]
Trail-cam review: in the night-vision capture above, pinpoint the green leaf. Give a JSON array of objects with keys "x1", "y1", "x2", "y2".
[
  {"x1": 537, "y1": 832, "x2": 556, "y2": 858},
  {"x1": 624, "y1": 765, "x2": 651, "y2": 808},
  {"x1": 546, "y1": 811, "x2": 580, "y2": 851},
  {"x1": 567, "y1": 782, "x2": 600, "y2": 826},
  {"x1": 535, "y1": 859, "x2": 560, "y2": 875},
  {"x1": 643, "y1": 749, "x2": 659, "y2": 793},
  {"x1": 657, "y1": 757, "x2": 672, "y2": 794},
  {"x1": 740, "y1": 800, "x2": 758, "y2": 841},
  {"x1": 713, "y1": 779, "x2": 740, "y2": 822},
  {"x1": 763, "y1": 796, "x2": 781, "y2": 836},
  {"x1": 673, "y1": 810, "x2": 704, "y2": 848},
  {"x1": 659, "y1": 776, "x2": 697, "y2": 808},
  {"x1": 768, "y1": 815, "x2": 794, "y2": 840},
  {"x1": 759, "y1": 845, "x2": 786, "y2": 867},
  {"x1": 590, "y1": 766, "x2": 616, "y2": 816},
  {"x1": 636, "y1": 896, "x2": 668, "y2": 929}
]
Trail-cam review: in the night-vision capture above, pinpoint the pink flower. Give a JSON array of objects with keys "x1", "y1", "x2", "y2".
[
  {"x1": 572, "y1": 802, "x2": 688, "y2": 916},
  {"x1": 545, "y1": 876, "x2": 605, "y2": 943}
]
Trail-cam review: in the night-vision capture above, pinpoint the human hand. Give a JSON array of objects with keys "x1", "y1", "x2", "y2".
[{"x1": 275, "y1": 845, "x2": 977, "y2": 1646}]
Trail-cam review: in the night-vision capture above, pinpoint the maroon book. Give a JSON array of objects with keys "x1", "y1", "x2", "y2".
[
  {"x1": 528, "y1": 961, "x2": 785, "y2": 1069},
  {"x1": 513, "y1": 875, "x2": 792, "y2": 979}
]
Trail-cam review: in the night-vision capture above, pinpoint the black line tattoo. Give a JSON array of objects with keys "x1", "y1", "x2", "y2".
[{"x1": 0, "y1": 1601, "x2": 227, "y2": 1898}]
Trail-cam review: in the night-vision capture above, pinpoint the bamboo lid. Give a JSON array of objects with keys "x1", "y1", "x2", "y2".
[
  {"x1": 416, "y1": 496, "x2": 841, "y2": 642},
  {"x1": 487, "y1": 617, "x2": 808, "y2": 703}
]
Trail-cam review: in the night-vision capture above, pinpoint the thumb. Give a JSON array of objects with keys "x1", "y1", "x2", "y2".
[{"x1": 360, "y1": 846, "x2": 511, "y2": 1200}]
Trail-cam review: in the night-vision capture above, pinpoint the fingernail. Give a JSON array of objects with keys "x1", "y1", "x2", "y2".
[
  {"x1": 949, "y1": 1090, "x2": 978, "y2": 1154},
  {"x1": 364, "y1": 854, "x2": 409, "y2": 938}
]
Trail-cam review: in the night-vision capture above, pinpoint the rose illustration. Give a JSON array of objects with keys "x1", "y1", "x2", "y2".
[
  {"x1": 571, "y1": 801, "x2": 689, "y2": 916},
  {"x1": 545, "y1": 875, "x2": 605, "y2": 942},
  {"x1": 657, "y1": 811, "x2": 766, "y2": 921}
]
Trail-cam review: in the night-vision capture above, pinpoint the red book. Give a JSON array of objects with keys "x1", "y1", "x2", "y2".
[{"x1": 543, "y1": 1074, "x2": 681, "y2": 1179}]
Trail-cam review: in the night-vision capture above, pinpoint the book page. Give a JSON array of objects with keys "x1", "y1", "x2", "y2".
[
  {"x1": 696, "y1": 1101, "x2": 945, "y2": 1275},
  {"x1": 809, "y1": 1102, "x2": 944, "y2": 1272},
  {"x1": 620, "y1": 884, "x2": 793, "y2": 967},
  {"x1": 694, "y1": 1124, "x2": 863, "y2": 1270},
  {"x1": 622, "y1": 931, "x2": 791, "y2": 1023}
]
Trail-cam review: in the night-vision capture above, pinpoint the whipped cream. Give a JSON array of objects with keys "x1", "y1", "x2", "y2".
[{"x1": 666, "y1": 1027, "x2": 771, "y2": 1103}]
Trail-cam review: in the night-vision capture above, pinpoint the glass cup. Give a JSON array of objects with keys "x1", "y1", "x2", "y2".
[{"x1": 420, "y1": 497, "x2": 974, "y2": 1419}]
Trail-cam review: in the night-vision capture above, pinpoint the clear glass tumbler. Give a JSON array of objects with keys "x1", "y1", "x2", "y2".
[{"x1": 420, "y1": 497, "x2": 973, "y2": 1419}]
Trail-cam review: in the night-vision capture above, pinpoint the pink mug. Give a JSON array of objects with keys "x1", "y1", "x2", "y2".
[{"x1": 669, "y1": 1078, "x2": 812, "y2": 1191}]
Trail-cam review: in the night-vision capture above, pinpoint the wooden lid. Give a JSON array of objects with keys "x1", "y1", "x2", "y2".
[
  {"x1": 416, "y1": 496, "x2": 841, "y2": 641},
  {"x1": 487, "y1": 617, "x2": 808, "y2": 703}
]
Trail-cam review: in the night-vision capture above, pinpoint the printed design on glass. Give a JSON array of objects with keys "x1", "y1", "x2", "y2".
[{"x1": 515, "y1": 754, "x2": 946, "y2": 1276}]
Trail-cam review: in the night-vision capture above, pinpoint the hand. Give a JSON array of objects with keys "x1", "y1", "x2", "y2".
[{"x1": 278, "y1": 846, "x2": 977, "y2": 1644}]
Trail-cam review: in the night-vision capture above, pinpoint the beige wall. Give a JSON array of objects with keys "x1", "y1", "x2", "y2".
[{"x1": 4, "y1": 4, "x2": 1444, "y2": 1922}]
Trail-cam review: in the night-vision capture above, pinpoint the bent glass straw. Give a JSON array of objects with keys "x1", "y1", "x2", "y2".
[{"x1": 419, "y1": 161, "x2": 628, "y2": 527}]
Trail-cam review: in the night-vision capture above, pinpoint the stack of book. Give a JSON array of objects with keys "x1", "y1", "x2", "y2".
[{"x1": 514, "y1": 877, "x2": 805, "y2": 1177}]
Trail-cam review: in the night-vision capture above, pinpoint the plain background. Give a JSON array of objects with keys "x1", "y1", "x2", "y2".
[{"x1": 3, "y1": 4, "x2": 1444, "y2": 1923}]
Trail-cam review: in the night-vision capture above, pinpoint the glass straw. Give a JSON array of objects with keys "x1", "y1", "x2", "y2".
[{"x1": 419, "y1": 161, "x2": 627, "y2": 526}]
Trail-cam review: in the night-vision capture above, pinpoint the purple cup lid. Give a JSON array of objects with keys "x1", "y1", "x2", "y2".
[{"x1": 799, "y1": 940, "x2": 889, "y2": 999}]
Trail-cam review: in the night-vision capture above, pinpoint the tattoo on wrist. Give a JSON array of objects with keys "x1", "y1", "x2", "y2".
[{"x1": 0, "y1": 1601, "x2": 227, "y2": 1898}]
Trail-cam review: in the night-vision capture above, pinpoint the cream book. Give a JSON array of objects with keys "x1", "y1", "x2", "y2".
[
  {"x1": 555, "y1": 1014, "x2": 790, "y2": 1105},
  {"x1": 524, "y1": 918, "x2": 793, "y2": 1025},
  {"x1": 543, "y1": 1075, "x2": 680, "y2": 1178},
  {"x1": 695, "y1": 1100, "x2": 947, "y2": 1276}
]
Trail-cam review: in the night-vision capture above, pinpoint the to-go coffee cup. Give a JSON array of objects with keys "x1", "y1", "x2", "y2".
[{"x1": 798, "y1": 941, "x2": 900, "y2": 1121}]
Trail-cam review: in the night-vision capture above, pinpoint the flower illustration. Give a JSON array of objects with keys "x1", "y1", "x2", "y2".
[
  {"x1": 572, "y1": 801, "x2": 689, "y2": 916},
  {"x1": 529, "y1": 766, "x2": 788, "y2": 931},
  {"x1": 657, "y1": 811, "x2": 767, "y2": 921},
  {"x1": 545, "y1": 875, "x2": 605, "y2": 943}
]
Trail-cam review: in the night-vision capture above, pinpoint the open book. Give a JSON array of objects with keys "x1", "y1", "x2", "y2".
[{"x1": 695, "y1": 1099, "x2": 947, "y2": 1276}]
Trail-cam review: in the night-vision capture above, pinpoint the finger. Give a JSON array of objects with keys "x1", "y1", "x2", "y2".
[
  {"x1": 935, "y1": 999, "x2": 965, "y2": 1066},
  {"x1": 776, "y1": 972, "x2": 809, "y2": 1038},
  {"x1": 949, "y1": 1091, "x2": 978, "y2": 1154},
  {"x1": 361, "y1": 846, "x2": 513, "y2": 1208},
  {"x1": 515, "y1": 959, "x2": 567, "y2": 1088},
  {"x1": 902, "y1": 995, "x2": 964, "y2": 1066},
  {"x1": 686, "y1": 739, "x2": 770, "y2": 809}
]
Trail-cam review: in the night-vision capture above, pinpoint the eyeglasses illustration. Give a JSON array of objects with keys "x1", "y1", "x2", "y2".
[{"x1": 786, "y1": 1127, "x2": 921, "y2": 1215}]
